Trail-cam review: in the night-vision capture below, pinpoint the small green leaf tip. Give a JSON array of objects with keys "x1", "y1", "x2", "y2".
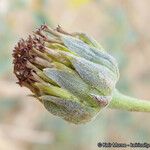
[{"x1": 13, "y1": 24, "x2": 119, "y2": 124}]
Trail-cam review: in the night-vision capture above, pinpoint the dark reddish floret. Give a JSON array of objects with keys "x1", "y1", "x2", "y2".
[
  {"x1": 13, "y1": 35, "x2": 44, "y2": 86},
  {"x1": 13, "y1": 38, "x2": 34, "y2": 86}
]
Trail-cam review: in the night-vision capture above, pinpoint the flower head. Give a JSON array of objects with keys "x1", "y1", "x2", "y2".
[{"x1": 13, "y1": 24, "x2": 119, "y2": 124}]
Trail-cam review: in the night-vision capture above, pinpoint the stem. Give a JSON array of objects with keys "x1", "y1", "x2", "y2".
[{"x1": 108, "y1": 89, "x2": 150, "y2": 112}]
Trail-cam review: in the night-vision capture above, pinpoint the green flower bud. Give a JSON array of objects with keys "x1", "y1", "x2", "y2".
[{"x1": 13, "y1": 24, "x2": 119, "y2": 124}]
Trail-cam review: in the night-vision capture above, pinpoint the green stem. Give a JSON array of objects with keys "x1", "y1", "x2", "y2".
[{"x1": 108, "y1": 89, "x2": 150, "y2": 112}]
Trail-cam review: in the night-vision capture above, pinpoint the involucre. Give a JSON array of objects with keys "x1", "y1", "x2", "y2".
[{"x1": 13, "y1": 24, "x2": 120, "y2": 124}]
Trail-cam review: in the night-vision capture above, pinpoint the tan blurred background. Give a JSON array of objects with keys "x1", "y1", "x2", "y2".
[{"x1": 0, "y1": 0, "x2": 150, "y2": 150}]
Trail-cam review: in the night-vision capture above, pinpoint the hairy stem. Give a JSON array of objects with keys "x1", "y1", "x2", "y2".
[{"x1": 109, "y1": 89, "x2": 150, "y2": 112}]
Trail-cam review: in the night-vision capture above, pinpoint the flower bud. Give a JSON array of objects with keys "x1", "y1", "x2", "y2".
[{"x1": 13, "y1": 24, "x2": 119, "y2": 124}]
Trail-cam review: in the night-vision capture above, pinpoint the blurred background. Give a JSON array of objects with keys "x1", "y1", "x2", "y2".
[{"x1": 0, "y1": 0, "x2": 150, "y2": 149}]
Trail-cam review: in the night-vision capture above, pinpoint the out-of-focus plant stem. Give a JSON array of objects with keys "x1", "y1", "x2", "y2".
[{"x1": 109, "y1": 89, "x2": 150, "y2": 112}]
